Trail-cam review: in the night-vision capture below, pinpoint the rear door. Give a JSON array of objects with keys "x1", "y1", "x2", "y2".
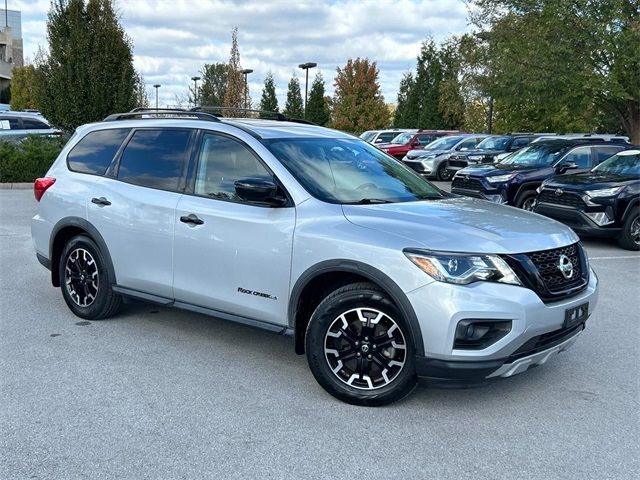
[
  {"x1": 88, "y1": 128, "x2": 194, "y2": 298},
  {"x1": 172, "y1": 132, "x2": 295, "y2": 326}
]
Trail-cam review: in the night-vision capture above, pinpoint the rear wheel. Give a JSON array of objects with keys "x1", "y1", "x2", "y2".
[
  {"x1": 305, "y1": 282, "x2": 416, "y2": 406},
  {"x1": 618, "y1": 212, "x2": 640, "y2": 251},
  {"x1": 436, "y1": 162, "x2": 453, "y2": 181},
  {"x1": 59, "y1": 235, "x2": 122, "y2": 319},
  {"x1": 516, "y1": 190, "x2": 537, "y2": 211}
]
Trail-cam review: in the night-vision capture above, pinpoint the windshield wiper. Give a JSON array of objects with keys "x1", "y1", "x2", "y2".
[{"x1": 347, "y1": 198, "x2": 394, "y2": 204}]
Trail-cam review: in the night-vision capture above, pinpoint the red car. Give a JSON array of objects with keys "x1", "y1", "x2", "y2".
[{"x1": 377, "y1": 130, "x2": 461, "y2": 159}]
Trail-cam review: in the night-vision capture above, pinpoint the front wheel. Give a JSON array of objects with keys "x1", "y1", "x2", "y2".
[
  {"x1": 305, "y1": 282, "x2": 416, "y2": 406},
  {"x1": 618, "y1": 212, "x2": 640, "y2": 251},
  {"x1": 59, "y1": 235, "x2": 122, "y2": 319},
  {"x1": 436, "y1": 162, "x2": 453, "y2": 181},
  {"x1": 516, "y1": 190, "x2": 537, "y2": 211}
]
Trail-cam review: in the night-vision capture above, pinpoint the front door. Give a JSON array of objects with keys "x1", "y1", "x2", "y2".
[{"x1": 172, "y1": 133, "x2": 295, "y2": 326}]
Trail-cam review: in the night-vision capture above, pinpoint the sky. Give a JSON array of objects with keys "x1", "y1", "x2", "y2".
[{"x1": 11, "y1": 0, "x2": 471, "y2": 108}]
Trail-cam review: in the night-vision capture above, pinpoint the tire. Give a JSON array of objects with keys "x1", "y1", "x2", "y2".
[
  {"x1": 618, "y1": 211, "x2": 640, "y2": 251},
  {"x1": 305, "y1": 282, "x2": 417, "y2": 406},
  {"x1": 436, "y1": 162, "x2": 453, "y2": 181},
  {"x1": 58, "y1": 235, "x2": 122, "y2": 320},
  {"x1": 516, "y1": 190, "x2": 537, "y2": 211}
]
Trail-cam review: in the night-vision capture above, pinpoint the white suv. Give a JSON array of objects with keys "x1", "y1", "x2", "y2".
[{"x1": 31, "y1": 109, "x2": 599, "y2": 406}]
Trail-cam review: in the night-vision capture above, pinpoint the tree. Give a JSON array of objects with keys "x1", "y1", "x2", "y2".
[
  {"x1": 331, "y1": 58, "x2": 389, "y2": 133},
  {"x1": 393, "y1": 71, "x2": 415, "y2": 128},
  {"x1": 259, "y1": 72, "x2": 278, "y2": 113},
  {"x1": 198, "y1": 62, "x2": 227, "y2": 107},
  {"x1": 283, "y1": 76, "x2": 303, "y2": 119},
  {"x1": 223, "y1": 27, "x2": 245, "y2": 116},
  {"x1": 437, "y1": 37, "x2": 465, "y2": 130},
  {"x1": 306, "y1": 72, "x2": 330, "y2": 125},
  {"x1": 133, "y1": 73, "x2": 149, "y2": 108},
  {"x1": 468, "y1": 0, "x2": 639, "y2": 141},
  {"x1": 35, "y1": 0, "x2": 139, "y2": 130},
  {"x1": 9, "y1": 65, "x2": 39, "y2": 111},
  {"x1": 409, "y1": 39, "x2": 445, "y2": 129}
]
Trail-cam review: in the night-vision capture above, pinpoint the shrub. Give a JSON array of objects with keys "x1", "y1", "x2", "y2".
[{"x1": 0, "y1": 136, "x2": 66, "y2": 183}]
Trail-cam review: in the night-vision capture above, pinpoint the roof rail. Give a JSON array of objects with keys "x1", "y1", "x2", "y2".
[
  {"x1": 191, "y1": 106, "x2": 317, "y2": 126},
  {"x1": 103, "y1": 108, "x2": 221, "y2": 122}
]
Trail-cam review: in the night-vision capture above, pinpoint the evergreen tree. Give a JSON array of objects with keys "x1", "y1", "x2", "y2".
[
  {"x1": 198, "y1": 62, "x2": 227, "y2": 107},
  {"x1": 409, "y1": 39, "x2": 445, "y2": 129},
  {"x1": 259, "y1": 72, "x2": 278, "y2": 113},
  {"x1": 393, "y1": 71, "x2": 415, "y2": 128},
  {"x1": 223, "y1": 27, "x2": 245, "y2": 117},
  {"x1": 331, "y1": 58, "x2": 389, "y2": 133},
  {"x1": 306, "y1": 72, "x2": 330, "y2": 125},
  {"x1": 35, "y1": 0, "x2": 139, "y2": 130},
  {"x1": 283, "y1": 76, "x2": 304, "y2": 119},
  {"x1": 9, "y1": 65, "x2": 39, "y2": 111}
]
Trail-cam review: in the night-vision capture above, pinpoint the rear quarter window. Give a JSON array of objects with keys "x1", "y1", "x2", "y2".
[{"x1": 67, "y1": 128, "x2": 131, "y2": 175}]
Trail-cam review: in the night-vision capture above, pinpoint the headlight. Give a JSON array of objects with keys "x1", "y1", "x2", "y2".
[
  {"x1": 486, "y1": 173, "x2": 517, "y2": 184},
  {"x1": 404, "y1": 250, "x2": 521, "y2": 286},
  {"x1": 585, "y1": 187, "x2": 622, "y2": 198}
]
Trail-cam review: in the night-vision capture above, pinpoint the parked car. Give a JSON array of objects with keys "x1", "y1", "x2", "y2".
[
  {"x1": 451, "y1": 138, "x2": 630, "y2": 210},
  {"x1": 534, "y1": 149, "x2": 640, "y2": 250},
  {"x1": 446, "y1": 134, "x2": 538, "y2": 175},
  {"x1": 360, "y1": 129, "x2": 413, "y2": 145},
  {"x1": 377, "y1": 130, "x2": 460, "y2": 159},
  {"x1": 31, "y1": 108, "x2": 598, "y2": 406},
  {"x1": 401, "y1": 134, "x2": 487, "y2": 181},
  {"x1": 0, "y1": 111, "x2": 62, "y2": 142}
]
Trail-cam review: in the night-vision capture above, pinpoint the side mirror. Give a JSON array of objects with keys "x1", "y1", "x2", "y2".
[
  {"x1": 557, "y1": 162, "x2": 578, "y2": 173},
  {"x1": 374, "y1": 138, "x2": 383, "y2": 143},
  {"x1": 234, "y1": 178, "x2": 286, "y2": 206},
  {"x1": 457, "y1": 146, "x2": 469, "y2": 151}
]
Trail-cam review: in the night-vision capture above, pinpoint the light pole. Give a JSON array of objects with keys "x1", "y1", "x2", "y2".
[
  {"x1": 153, "y1": 84, "x2": 161, "y2": 109},
  {"x1": 298, "y1": 62, "x2": 317, "y2": 118},
  {"x1": 240, "y1": 69, "x2": 253, "y2": 109},
  {"x1": 191, "y1": 76, "x2": 201, "y2": 107}
]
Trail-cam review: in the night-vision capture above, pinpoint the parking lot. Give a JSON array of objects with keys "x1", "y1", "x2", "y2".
[{"x1": 1, "y1": 186, "x2": 638, "y2": 479}]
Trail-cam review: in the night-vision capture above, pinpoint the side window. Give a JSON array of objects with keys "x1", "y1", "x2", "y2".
[
  {"x1": 459, "y1": 138, "x2": 480, "y2": 150},
  {"x1": 377, "y1": 132, "x2": 396, "y2": 143},
  {"x1": 22, "y1": 118, "x2": 50, "y2": 130},
  {"x1": 194, "y1": 134, "x2": 273, "y2": 203},
  {"x1": 415, "y1": 135, "x2": 434, "y2": 146},
  {"x1": 511, "y1": 137, "x2": 531, "y2": 150},
  {"x1": 593, "y1": 146, "x2": 624, "y2": 165},
  {"x1": 562, "y1": 146, "x2": 592, "y2": 168},
  {"x1": 68, "y1": 128, "x2": 130, "y2": 175},
  {"x1": 0, "y1": 116, "x2": 20, "y2": 130},
  {"x1": 117, "y1": 129, "x2": 192, "y2": 191}
]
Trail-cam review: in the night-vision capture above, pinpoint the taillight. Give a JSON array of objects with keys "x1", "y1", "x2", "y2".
[{"x1": 34, "y1": 178, "x2": 56, "y2": 202}]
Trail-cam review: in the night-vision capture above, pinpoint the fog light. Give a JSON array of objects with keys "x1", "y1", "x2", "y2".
[
  {"x1": 455, "y1": 319, "x2": 512, "y2": 350},
  {"x1": 585, "y1": 211, "x2": 614, "y2": 226},
  {"x1": 484, "y1": 194, "x2": 507, "y2": 204}
]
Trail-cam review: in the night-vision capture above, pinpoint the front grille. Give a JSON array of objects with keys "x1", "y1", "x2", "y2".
[
  {"x1": 528, "y1": 243, "x2": 584, "y2": 293},
  {"x1": 452, "y1": 176, "x2": 484, "y2": 191},
  {"x1": 538, "y1": 189, "x2": 585, "y2": 208},
  {"x1": 509, "y1": 323, "x2": 584, "y2": 361}
]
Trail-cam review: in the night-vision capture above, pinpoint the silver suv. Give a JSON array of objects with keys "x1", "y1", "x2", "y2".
[
  {"x1": 31, "y1": 109, "x2": 599, "y2": 406},
  {"x1": 0, "y1": 111, "x2": 62, "y2": 142}
]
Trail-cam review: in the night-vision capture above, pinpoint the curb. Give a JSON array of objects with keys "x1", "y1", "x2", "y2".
[{"x1": 0, "y1": 182, "x2": 32, "y2": 190}]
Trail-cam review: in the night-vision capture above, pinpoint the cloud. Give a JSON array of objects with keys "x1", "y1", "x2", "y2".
[{"x1": 16, "y1": 0, "x2": 470, "y2": 108}]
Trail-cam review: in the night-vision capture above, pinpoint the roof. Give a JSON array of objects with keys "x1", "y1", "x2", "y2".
[{"x1": 529, "y1": 137, "x2": 629, "y2": 147}]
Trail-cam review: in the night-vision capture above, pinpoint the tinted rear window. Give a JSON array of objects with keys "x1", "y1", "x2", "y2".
[
  {"x1": 68, "y1": 128, "x2": 130, "y2": 175},
  {"x1": 117, "y1": 129, "x2": 192, "y2": 191}
]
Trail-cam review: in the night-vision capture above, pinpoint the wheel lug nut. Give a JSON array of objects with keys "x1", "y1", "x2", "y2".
[
  {"x1": 357, "y1": 353, "x2": 361, "y2": 357},
  {"x1": 364, "y1": 337, "x2": 369, "y2": 341},
  {"x1": 372, "y1": 345, "x2": 377, "y2": 350},
  {"x1": 367, "y1": 354, "x2": 372, "y2": 359},
  {"x1": 355, "y1": 341, "x2": 359, "y2": 346}
]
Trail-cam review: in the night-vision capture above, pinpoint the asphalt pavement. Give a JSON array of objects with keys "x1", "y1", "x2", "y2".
[{"x1": 1, "y1": 186, "x2": 638, "y2": 480}]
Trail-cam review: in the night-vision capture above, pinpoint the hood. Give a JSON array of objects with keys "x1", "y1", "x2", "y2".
[
  {"x1": 406, "y1": 149, "x2": 449, "y2": 159},
  {"x1": 454, "y1": 149, "x2": 504, "y2": 158},
  {"x1": 342, "y1": 197, "x2": 577, "y2": 254},
  {"x1": 459, "y1": 164, "x2": 539, "y2": 177},
  {"x1": 544, "y1": 171, "x2": 639, "y2": 190}
]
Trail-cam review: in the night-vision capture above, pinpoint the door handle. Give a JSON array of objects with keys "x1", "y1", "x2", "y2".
[
  {"x1": 91, "y1": 197, "x2": 111, "y2": 206},
  {"x1": 180, "y1": 214, "x2": 204, "y2": 225}
]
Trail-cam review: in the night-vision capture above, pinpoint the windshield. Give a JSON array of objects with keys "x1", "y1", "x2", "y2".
[
  {"x1": 499, "y1": 144, "x2": 567, "y2": 167},
  {"x1": 476, "y1": 136, "x2": 510, "y2": 150},
  {"x1": 592, "y1": 152, "x2": 640, "y2": 176},
  {"x1": 424, "y1": 135, "x2": 462, "y2": 150},
  {"x1": 360, "y1": 131, "x2": 376, "y2": 142},
  {"x1": 265, "y1": 138, "x2": 445, "y2": 204},
  {"x1": 390, "y1": 133, "x2": 413, "y2": 144}
]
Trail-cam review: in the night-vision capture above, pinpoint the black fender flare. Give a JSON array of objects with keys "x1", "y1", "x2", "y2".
[
  {"x1": 49, "y1": 217, "x2": 117, "y2": 286},
  {"x1": 622, "y1": 198, "x2": 639, "y2": 223},
  {"x1": 514, "y1": 181, "x2": 542, "y2": 203},
  {"x1": 288, "y1": 259, "x2": 425, "y2": 356}
]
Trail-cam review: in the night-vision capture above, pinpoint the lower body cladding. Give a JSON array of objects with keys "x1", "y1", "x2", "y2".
[{"x1": 407, "y1": 269, "x2": 598, "y2": 386}]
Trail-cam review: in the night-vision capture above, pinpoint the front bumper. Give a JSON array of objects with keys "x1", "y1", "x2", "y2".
[
  {"x1": 408, "y1": 267, "x2": 598, "y2": 386},
  {"x1": 534, "y1": 203, "x2": 621, "y2": 238}
]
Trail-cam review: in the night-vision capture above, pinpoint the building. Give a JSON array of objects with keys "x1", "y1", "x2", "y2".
[{"x1": 0, "y1": 8, "x2": 24, "y2": 92}]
